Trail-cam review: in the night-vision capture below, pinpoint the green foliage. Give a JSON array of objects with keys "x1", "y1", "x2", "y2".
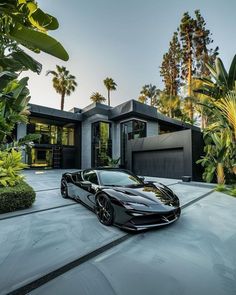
[
  {"x1": 1, "y1": 133, "x2": 41, "y2": 151},
  {"x1": 194, "y1": 55, "x2": 236, "y2": 99},
  {"x1": 107, "y1": 157, "x2": 120, "y2": 168},
  {"x1": 103, "y1": 77, "x2": 117, "y2": 106},
  {"x1": 0, "y1": 149, "x2": 27, "y2": 187},
  {"x1": 215, "y1": 184, "x2": 226, "y2": 192},
  {"x1": 0, "y1": 180, "x2": 35, "y2": 213},
  {"x1": 90, "y1": 92, "x2": 106, "y2": 104},
  {"x1": 46, "y1": 65, "x2": 77, "y2": 110},
  {"x1": 195, "y1": 57, "x2": 236, "y2": 184},
  {"x1": 160, "y1": 32, "x2": 181, "y2": 97},
  {"x1": 139, "y1": 84, "x2": 160, "y2": 106},
  {"x1": 0, "y1": 0, "x2": 68, "y2": 62},
  {"x1": 229, "y1": 188, "x2": 236, "y2": 197},
  {"x1": 0, "y1": 76, "x2": 30, "y2": 143}
]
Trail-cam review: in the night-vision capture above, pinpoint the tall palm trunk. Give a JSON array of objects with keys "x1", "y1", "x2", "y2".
[
  {"x1": 61, "y1": 92, "x2": 65, "y2": 110},
  {"x1": 217, "y1": 162, "x2": 225, "y2": 184},
  {"x1": 108, "y1": 90, "x2": 110, "y2": 106},
  {"x1": 187, "y1": 37, "x2": 193, "y2": 122}
]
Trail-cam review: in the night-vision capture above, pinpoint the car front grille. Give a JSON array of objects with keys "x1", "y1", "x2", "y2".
[{"x1": 130, "y1": 208, "x2": 180, "y2": 226}]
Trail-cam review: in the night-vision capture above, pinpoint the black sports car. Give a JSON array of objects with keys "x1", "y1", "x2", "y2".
[{"x1": 61, "y1": 168, "x2": 181, "y2": 231}]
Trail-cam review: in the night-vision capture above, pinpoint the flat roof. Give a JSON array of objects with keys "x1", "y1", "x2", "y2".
[
  {"x1": 29, "y1": 104, "x2": 82, "y2": 122},
  {"x1": 29, "y1": 100, "x2": 200, "y2": 131}
]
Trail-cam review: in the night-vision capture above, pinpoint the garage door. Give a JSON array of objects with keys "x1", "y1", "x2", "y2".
[{"x1": 132, "y1": 148, "x2": 184, "y2": 179}]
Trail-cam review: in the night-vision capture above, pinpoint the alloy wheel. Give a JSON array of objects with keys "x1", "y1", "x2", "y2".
[{"x1": 96, "y1": 195, "x2": 113, "y2": 226}]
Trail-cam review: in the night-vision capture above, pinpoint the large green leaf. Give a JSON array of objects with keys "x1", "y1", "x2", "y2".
[
  {"x1": 8, "y1": 22, "x2": 69, "y2": 61},
  {"x1": 11, "y1": 50, "x2": 42, "y2": 74},
  {"x1": 205, "y1": 63, "x2": 223, "y2": 86},
  {"x1": 215, "y1": 58, "x2": 228, "y2": 87},
  {"x1": 0, "y1": 71, "x2": 18, "y2": 90},
  {"x1": 228, "y1": 55, "x2": 236, "y2": 90}
]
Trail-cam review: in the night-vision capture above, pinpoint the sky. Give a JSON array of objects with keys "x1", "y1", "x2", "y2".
[{"x1": 26, "y1": 0, "x2": 236, "y2": 111}]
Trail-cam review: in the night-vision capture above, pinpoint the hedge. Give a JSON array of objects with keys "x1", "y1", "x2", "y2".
[{"x1": 0, "y1": 180, "x2": 36, "y2": 214}]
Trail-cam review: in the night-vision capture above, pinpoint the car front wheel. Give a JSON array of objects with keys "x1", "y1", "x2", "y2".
[
  {"x1": 61, "y1": 179, "x2": 68, "y2": 198},
  {"x1": 95, "y1": 194, "x2": 114, "y2": 226}
]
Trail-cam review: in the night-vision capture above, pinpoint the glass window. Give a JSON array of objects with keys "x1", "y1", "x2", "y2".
[
  {"x1": 83, "y1": 170, "x2": 99, "y2": 184},
  {"x1": 120, "y1": 119, "x2": 146, "y2": 167},
  {"x1": 99, "y1": 170, "x2": 143, "y2": 186},
  {"x1": 28, "y1": 119, "x2": 75, "y2": 146},
  {"x1": 92, "y1": 122, "x2": 112, "y2": 167}
]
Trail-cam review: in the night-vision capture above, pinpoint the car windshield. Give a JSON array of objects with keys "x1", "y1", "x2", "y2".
[{"x1": 98, "y1": 170, "x2": 143, "y2": 187}]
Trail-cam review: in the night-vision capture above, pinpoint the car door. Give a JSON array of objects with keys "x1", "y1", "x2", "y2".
[{"x1": 80, "y1": 170, "x2": 98, "y2": 208}]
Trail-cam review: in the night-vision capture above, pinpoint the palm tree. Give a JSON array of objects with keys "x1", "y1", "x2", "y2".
[
  {"x1": 103, "y1": 77, "x2": 117, "y2": 106},
  {"x1": 140, "y1": 84, "x2": 160, "y2": 106},
  {"x1": 90, "y1": 92, "x2": 106, "y2": 104},
  {"x1": 46, "y1": 65, "x2": 77, "y2": 110},
  {"x1": 158, "y1": 92, "x2": 181, "y2": 118}
]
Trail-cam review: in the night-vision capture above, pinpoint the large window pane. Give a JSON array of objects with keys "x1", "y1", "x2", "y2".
[
  {"x1": 120, "y1": 119, "x2": 146, "y2": 167},
  {"x1": 28, "y1": 119, "x2": 75, "y2": 146},
  {"x1": 92, "y1": 122, "x2": 112, "y2": 167}
]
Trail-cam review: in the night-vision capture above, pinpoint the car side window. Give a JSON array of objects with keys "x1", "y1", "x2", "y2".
[{"x1": 83, "y1": 170, "x2": 99, "y2": 185}]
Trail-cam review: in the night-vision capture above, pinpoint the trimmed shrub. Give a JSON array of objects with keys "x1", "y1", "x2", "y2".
[{"x1": 0, "y1": 180, "x2": 35, "y2": 213}]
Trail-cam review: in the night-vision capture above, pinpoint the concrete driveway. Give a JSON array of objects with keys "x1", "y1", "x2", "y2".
[{"x1": 0, "y1": 170, "x2": 235, "y2": 295}]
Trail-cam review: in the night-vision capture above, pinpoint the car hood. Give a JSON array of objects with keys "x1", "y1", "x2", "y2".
[{"x1": 109, "y1": 184, "x2": 179, "y2": 208}]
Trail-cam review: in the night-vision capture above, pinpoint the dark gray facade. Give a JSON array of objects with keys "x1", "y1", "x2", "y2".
[
  {"x1": 126, "y1": 129, "x2": 204, "y2": 181},
  {"x1": 17, "y1": 100, "x2": 202, "y2": 178}
]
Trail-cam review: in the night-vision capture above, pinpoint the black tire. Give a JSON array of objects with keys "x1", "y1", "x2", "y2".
[
  {"x1": 95, "y1": 194, "x2": 114, "y2": 226},
  {"x1": 61, "y1": 179, "x2": 68, "y2": 198}
]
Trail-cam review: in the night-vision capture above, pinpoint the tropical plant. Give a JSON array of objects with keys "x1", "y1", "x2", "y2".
[
  {"x1": 197, "y1": 129, "x2": 231, "y2": 184},
  {"x1": 103, "y1": 77, "x2": 117, "y2": 106},
  {"x1": 90, "y1": 92, "x2": 106, "y2": 104},
  {"x1": 139, "y1": 84, "x2": 160, "y2": 106},
  {"x1": 157, "y1": 92, "x2": 181, "y2": 118},
  {"x1": 107, "y1": 157, "x2": 120, "y2": 168},
  {"x1": 0, "y1": 77, "x2": 30, "y2": 143},
  {"x1": 0, "y1": 149, "x2": 27, "y2": 187},
  {"x1": 46, "y1": 66, "x2": 77, "y2": 110},
  {"x1": 0, "y1": 0, "x2": 68, "y2": 62},
  {"x1": 194, "y1": 55, "x2": 236, "y2": 99}
]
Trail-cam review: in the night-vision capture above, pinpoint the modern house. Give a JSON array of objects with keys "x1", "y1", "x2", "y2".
[{"x1": 16, "y1": 99, "x2": 203, "y2": 180}]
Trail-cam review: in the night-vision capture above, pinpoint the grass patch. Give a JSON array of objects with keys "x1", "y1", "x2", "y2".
[
  {"x1": 0, "y1": 180, "x2": 36, "y2": 213},
  {"x1": 215, "y1": 184, "x2": 236, "y2": 198}
]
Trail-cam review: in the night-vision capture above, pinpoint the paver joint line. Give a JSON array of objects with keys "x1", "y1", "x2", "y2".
[
  {"x1": 34, "y1": 187, "x2": 59, "y2": 193},
  {"x1": 6, "y1": 234, "x2": 131, "y2": 295},
  {"x1": 0, "y1": 203, "x2": 77, "y2": 221}
]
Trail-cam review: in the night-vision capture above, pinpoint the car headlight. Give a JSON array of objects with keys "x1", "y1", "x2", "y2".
[{"x1": 122, "y1": 201, "x2": 148, "y2": 209}]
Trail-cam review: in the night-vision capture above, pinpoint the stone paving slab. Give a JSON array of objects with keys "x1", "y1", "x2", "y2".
[
  {"x1": 30, "y1": 192, "x2": 236, "y2": 295},
  {"x1": 169, "y1": 183, "x2": 213, "y2": 206},
  {"x1": 0, "y1": 189, "x2": 75, "y2": 220},
  {"x1": 22, "y1": 170, "x2": 78, "y2": 191},
  {"x1": 0, "y1": 205, "x2": 125, "y2": 295}
]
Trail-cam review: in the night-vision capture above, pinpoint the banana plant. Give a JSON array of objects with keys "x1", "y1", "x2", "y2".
[
  {"x1": 197, "y1": 129, "x2": 232, "y2": 184},
  {"x1": 0, "y1": 0, "x2": 68, "y2": 62},
  {"x1": 0, "y1": 76, "x2": 30, "y2": 143},
  {"x1": 194, "y1": 55, "x2": 236, "y2": 99}
]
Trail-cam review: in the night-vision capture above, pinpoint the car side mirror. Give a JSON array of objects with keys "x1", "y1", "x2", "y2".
[
  {"x1": 80, "y1": 181, "x2": 92, "y2": 190},
  {"x1": 139, "y1": 177, "x2": 145, "y2": 182},
  {"x1": 144, "y1": 180, "x2": 154, "y2": 185}
]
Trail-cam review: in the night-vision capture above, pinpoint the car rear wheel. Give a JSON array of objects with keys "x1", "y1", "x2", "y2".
[
  {"x1": 61, "y1": 179, "x2": 68, "y2": 198},
  {"x1": 95, "y1": 194, "x2": 114, "y2": 226}
]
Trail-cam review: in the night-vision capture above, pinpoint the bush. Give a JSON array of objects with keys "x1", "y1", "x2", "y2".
[
  {"x1": 0, "y1": 149, "x2": 27, "y2": 187},
  {"x1": 229, "y1": 188, "x2": 236, "y2": 197},
  {"x1": 0, "y1": 180, "x2": 35, "y2": 213}
]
